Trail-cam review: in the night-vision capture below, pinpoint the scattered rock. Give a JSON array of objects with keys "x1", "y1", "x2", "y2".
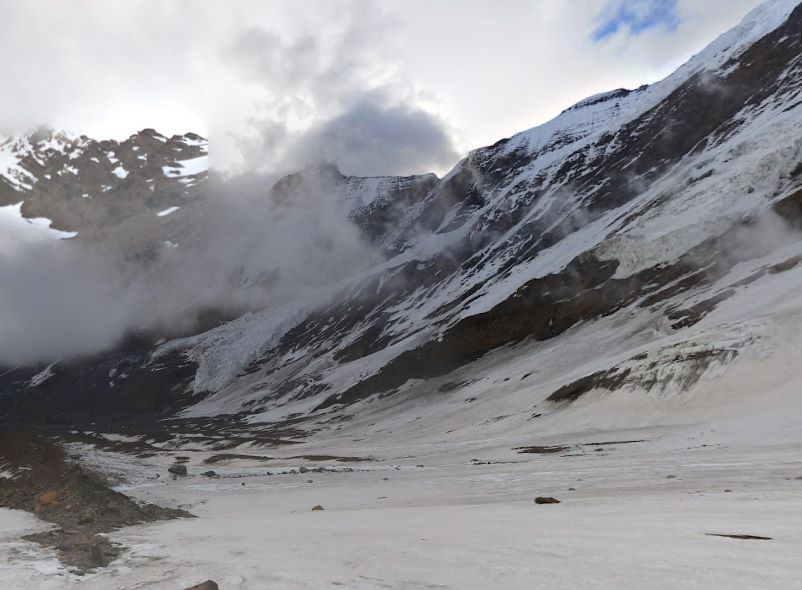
[
  {"x1": 184, "y1": 581, "x2": 220, "y2": 590},
  {"x1": 666, "y1": 475, "x2": 677, "y2": 479},
  {"x1": 299, "y1": 466, "x2": 309, "y2": 474},
  {"x1": 568, "y1": 487, "x2": 576, "y2": 491},
  {"x1": 168, "y1": 464, "x2": 188, "y2": 477},
  {"x1": 201, "y1": 471, "x2": 218, "y2": 478},
  {"x1": 534, "y1": 496, "x2": 560, "y2": 504},
  {"x1": 307, "y1": 479, "x2": 314, "y2": 483},
  {"x1": 724, "y1": 489, "x2": 732, "y2": 493},
  {"x1": 311, "y1": 505, "x2": 325, "y2": 511}
]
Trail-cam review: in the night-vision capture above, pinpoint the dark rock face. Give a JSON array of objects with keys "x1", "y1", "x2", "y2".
[
  {"x1": 0, "y1": 339, "x2": 200, "y2": 427},
  {"x1": 169, "y1": 464, "x2": 189, "y2": 477}
]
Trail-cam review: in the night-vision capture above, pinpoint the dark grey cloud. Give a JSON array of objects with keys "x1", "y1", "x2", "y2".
[{"x1": 291, "y1": 100, "x2": 459, "y2": 177}]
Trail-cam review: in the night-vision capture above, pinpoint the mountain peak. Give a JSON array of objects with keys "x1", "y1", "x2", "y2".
[{"x1": 0, "y1": 128, "x2": 208, "y2": 239}]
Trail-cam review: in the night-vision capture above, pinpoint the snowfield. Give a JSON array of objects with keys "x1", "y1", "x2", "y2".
[
  {"x1": 1, "y1": 414, "x2": 801, "y2": 589},
  {"x1": 0, "y1": 202, "x2": 78, "y2": 243},
  {"x1": 162, "y1": 155, "x2": 209, "y2": 178},
  {"x1": 156, "y1": 206, "x2": 181, "y2": 218},
  {"x1": 4, "y1": 272, "x2": 802, "y2": 588}
]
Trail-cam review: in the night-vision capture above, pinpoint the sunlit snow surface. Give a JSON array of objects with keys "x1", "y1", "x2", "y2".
[
  {"x1": 0, "y1": 203, "x2": 77, "y2": 244},
  {"x1": 162, "y1": 155, "x2": 209, "y2": 178},
  {"x1": 111, "y1": 165, "x2": 129, "y2": 179},
  {"x1": 0, "y1": 137, "x2": 37, "y2": 191},
  {"x1": 156, "y1": 206, "x2": 181, "y2": 218}
]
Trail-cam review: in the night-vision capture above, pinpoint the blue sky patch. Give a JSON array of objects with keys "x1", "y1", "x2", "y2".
[{"x1": 593, "y1": 0, "x2": 679, "y2": 42}]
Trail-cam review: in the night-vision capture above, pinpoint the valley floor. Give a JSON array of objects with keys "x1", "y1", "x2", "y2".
[{"x1": 2, "y1": 421, "x2": 802, "y2": 590}]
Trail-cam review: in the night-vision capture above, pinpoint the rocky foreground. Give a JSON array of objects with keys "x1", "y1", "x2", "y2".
[{"x1": 0, "y1": 433, "x2": 192, "y2": 572}]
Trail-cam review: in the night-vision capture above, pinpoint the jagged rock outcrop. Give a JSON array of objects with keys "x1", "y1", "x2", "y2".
[{"x1": 0, "y1": 127, "x2": 207, "y2": 241}]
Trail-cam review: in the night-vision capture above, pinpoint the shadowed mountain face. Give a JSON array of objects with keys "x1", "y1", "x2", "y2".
[{"x1": 1, "y1": 1, "x2": 802, "y2": 431}]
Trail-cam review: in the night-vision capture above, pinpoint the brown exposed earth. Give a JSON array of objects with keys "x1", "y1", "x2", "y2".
[{"x1": 0, "y1": 432, "x2": 193, "y2": 572}]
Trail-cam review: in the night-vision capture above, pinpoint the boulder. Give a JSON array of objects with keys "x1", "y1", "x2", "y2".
[
  {"x1": 183, "y1": 581, "x2": 220, "y2": 590},
  {"x1": 168, "y1": 464, "x2": 188, "y2": 477},
  {"x1": 34, "y1": 490, "x2": 61, "y2": 512},
  {"x1": 534, "y1": 496, "x2": 560, "y2": 504}
]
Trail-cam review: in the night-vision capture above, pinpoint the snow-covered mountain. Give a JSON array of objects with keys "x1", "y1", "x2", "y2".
[
  {"x1": 0, "y1": 127, "x2": 208, "y2": 243},
  {"x1": 2, "y1": 0, "x2": 802, "y2": 442}
]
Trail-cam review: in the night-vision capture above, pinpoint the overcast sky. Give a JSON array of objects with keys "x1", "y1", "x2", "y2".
[{"x1": 0, "y1": 0, "x2": 764, "y2": 176}]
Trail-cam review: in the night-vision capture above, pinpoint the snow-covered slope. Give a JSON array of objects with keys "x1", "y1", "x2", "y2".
[
  {"x1": 2, "y1": 0, "x2": 802, "y2": 442},
  {"x1": 0, "y1": 202, "x2": 78, "y2": 244}
]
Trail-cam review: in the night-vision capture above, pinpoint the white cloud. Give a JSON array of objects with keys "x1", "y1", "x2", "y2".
[{"x1": 0, "y1": 0, "x2": 765, "y2": 175}]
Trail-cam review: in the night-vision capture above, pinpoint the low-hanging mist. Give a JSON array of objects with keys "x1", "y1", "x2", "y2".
[{"x1": 0, "y1": 169, "x2": 380, "y2": 367}]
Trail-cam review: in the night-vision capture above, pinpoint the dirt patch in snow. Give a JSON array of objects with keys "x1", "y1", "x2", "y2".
[
  {"x1": 515, "y1": 445, "x2": 569, "y2": 455},
  {"x1": 204, "y1": 453, "x2": 274, "y2": 465},
  {"x1": 0, "y1": 432, "x2": 192, "y2": 573},
  {"x1": 288, "y1": 454, "x2": 374, "y2": 463}
]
